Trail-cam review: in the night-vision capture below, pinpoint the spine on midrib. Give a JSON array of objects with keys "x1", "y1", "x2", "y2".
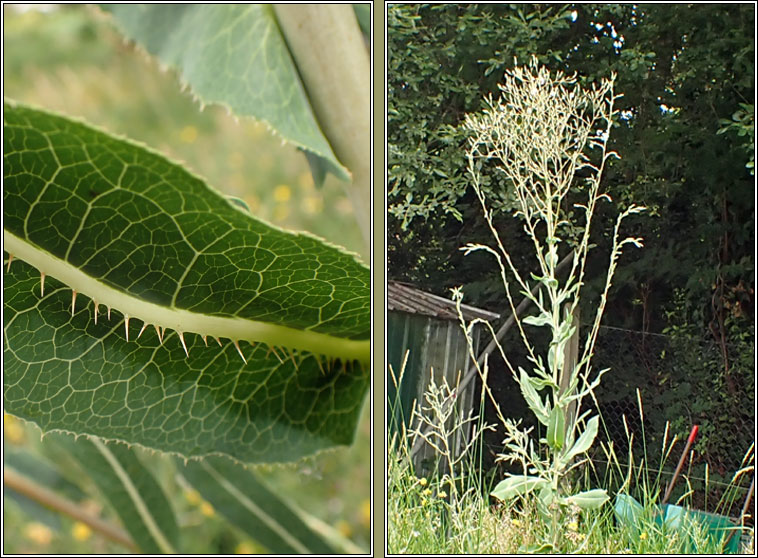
[{"x1": 3, "y1": 229, "x2": 369, "y2": 363}]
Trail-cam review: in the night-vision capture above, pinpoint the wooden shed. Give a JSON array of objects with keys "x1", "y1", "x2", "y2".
[{"x1": 387, "y1": 280, "x2": 499, "y2": 475}]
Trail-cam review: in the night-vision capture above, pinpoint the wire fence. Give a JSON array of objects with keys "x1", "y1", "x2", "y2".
[{"x1": 586, "y1": 325, "x2": 755, "y2": 519}]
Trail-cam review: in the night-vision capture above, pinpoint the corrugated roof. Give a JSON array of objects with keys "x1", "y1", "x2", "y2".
[{"x1": 388, "y1": 280, "x2": 500, "y2": 322}]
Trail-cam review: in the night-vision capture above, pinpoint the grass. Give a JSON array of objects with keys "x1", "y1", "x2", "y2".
[{"x1": 387, "y1": 359, "x2": 755, "y2": 554}]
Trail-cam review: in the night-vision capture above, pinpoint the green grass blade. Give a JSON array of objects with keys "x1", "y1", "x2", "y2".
[
  {"x1": 44, "y1": 433, "x2": 179, "y2": 554},
  {"x1": 178, "y1": 456, "x2": 337, "y2": 554}
]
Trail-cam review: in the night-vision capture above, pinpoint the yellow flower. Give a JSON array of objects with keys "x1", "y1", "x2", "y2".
[
  {"x1": 336, "y1": 519, "x2": 352, "y2": 538},
  {"x1": 185, "y1": 489, "x2": 202, "y2": 506},
  {"x1": 359, "y1": 498, "x2": 371, "y2": 528},
  {"x1": 418, "y1": 478, "x2": 428, "y2": 487},
  {"x1": 639, "y1": 531, "x2": 648, "y2": 541},
  {"x1": 511, "y1": 518, "x2": 521, "y2": 527},
  {"x1": 179, "y1": 125, "x2": 198, "y2": 144},
  {"x1": 437, "y1": 491, "x2": 447, "y2": 499},
  {"x1": 568, "y1": 521, "x2": 578, "y2": 531},
  {"x1": 235, "y1": 540, "x2": 267, "y2": 554},
  {"x1": 23, "y1": 522, "x2": 53, "y2": 545},
  {"x1": 72, "y1": 521, "x2": 92, "y2": 541},
  {"x1": 200, "y1": 501, "x2": 215, "y2": 517},
  {"x1": 422, "y1": 488, "x2": 433, "y2": 497},
  {"x1": 273, "y1": 184, "x2": 292, "y2": 202},
  {"x1": 235, "y1": 541, "x2": 256, "y2": 554},
  {"x1": 4, "y1": 412, "x2": 25, "y2": 444}
]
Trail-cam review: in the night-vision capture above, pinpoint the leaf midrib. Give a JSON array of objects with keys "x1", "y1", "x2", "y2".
[{"x1": 4, "y1": 229, "x2": 369, "y2": 363}]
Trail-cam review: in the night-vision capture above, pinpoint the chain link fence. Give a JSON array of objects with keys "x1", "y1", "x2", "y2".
[{"x1": 586, "y1": 325, "x2": 754, "y2": 519}]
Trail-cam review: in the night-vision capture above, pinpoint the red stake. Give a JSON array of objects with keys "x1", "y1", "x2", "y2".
[{"x1": 662, "y1": 424, "x2": 699, "y2": 506}]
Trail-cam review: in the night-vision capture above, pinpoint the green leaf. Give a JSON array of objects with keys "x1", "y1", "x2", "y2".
[
  {"x1": 353, "y1": 4, "x2": 371, "y2": 36},
  {"x1": 548, "y1": 342, "x2": 565, "y2": 376},
  {"x1": 537, "y1": 483, "x2": 556, "y2": 517},
  {"x1": 614, "y1": 493, "x2": 644, "y2": 525},
  {"x1": 561, "y1": 415, "x2": 599, "y2": 466},
  {"x1": 563, "y1": 488, "x2": 609, "y2": 510},
  {"x1": 546, "y1": 405, "x2": 565, "y2": 451},
  {"x1": 518, "y1": 367, "x2": 550, "y2": 425},
  {"x1": 546, "y1": 244, "x2": 559, "y2": 268},
  {"x1": 555, "y1": 320, "x2": 576, "y2": 344},
  {"x1": 99, "y1": 4, "x2": 350, "y2": 182},
  {"x1": 44, "y1": 432, "x2": 179, "y2": 554},
  {"x1": 3, "y1": 101, "x2": 369, "y2": 463},
  {"x1": 529, "y1": 272, "x2": 558, "y2": 289},
  {"x1": 179, "y1": 456, "x2": 338, "y2": 554},
  {"x1": 491, "y1": 474, "x2": 548, "y2": 501},
  {"x1": 300, "y1": 147, "x2": 329, "y2": 189},
  {"x1": 521, "y1": 542, "x2": 556, "y2": 554},
  {"x1": 522, "y1": 313, "x2": 552, "y2": 327},
  {"x1": 225, "y1": 196, "x2": 252, "y2": 214},
  {"x1": 526, "y1": 376, "x2": 560, "y2": 391}
]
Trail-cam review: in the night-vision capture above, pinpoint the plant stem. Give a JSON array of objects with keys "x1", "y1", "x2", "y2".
[
  {"x1": 273, "y1": 5, "x2": 371, "y2": 253},
  {"x1": 4, "y1": 466, "x2": 137, "y2": 551}
]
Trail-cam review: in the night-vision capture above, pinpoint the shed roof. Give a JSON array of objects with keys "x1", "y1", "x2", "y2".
[{"x1": 388, "y1": 280, "x2": 500, "y2": 322}]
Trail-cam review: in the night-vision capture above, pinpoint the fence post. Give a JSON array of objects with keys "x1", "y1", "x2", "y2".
[{"x1": 560, "y1": 303, "x2": 581, "y2": 438}]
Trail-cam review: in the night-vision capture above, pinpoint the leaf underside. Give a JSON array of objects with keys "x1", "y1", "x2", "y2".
[
  {"x1": 100, "y1": 4, "x2": 350, "y2": 183},
  {"x1": 3, "y1": 101, "x2": 369, "y2": 463}
]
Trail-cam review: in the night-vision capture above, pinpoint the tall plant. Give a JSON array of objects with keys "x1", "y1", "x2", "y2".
[{"x1": 457, "y1": 58, "x2": 645, "y2": 546}]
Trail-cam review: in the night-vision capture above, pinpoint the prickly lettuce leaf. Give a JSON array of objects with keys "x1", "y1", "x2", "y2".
[
  {"x1": 3, "y1": 101, "x2": 369, "y2": 463},
  {"x1": 100, "y1": 4, "x2": 350, "y2": 182}
]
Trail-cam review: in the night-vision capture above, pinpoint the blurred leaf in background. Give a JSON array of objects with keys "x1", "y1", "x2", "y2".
[{"x1": 2, "y1": 4, "x2": 365, "y2": 258}]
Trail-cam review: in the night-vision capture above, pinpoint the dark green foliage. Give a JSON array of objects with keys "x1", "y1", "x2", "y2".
[{"x1": 388, "y1": 2, "x2": 754, "y2": 487}]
